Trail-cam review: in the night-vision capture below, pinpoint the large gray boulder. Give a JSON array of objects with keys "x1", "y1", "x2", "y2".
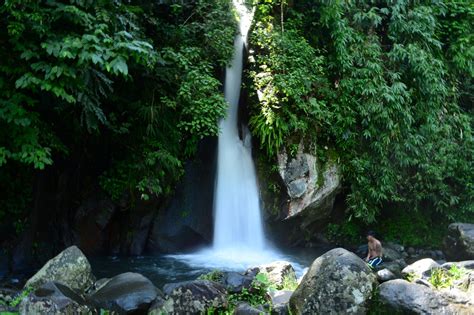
[
  {"x1": 247, "y1": 261, "x2": 296, "y2": 289},
  {"x1": 289, "y1": 248, "x2": 377, "y2": 314},
  {"x1": 24, "y1": 246, "x2": 94, "y2": 292},
  {"x1": 401, "y1": 258, "x2": 440, "y2": 280},
  {"x1": 88, "y1": 272, "x2": 161, "y2": 313},
  {"x1": 19, "y1": 281, "x2": 92, "y2": 315},
  {"x1": 444, "y1": 223, "x2": 474, "y2": 260},
  {"x1": 379, "y1": 279, "x2": 472, "y2": 314},
  {"x1": 277, "y1": 145, "x2": 341, "y2": 223},
  {"x1": 155, "y1": 280, "x2": 227, "y2": 314}
]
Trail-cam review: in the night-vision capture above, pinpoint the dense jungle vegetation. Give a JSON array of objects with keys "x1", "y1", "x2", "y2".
[
  {"x1": 248, "y1": 0, "x2": 473, "y2": 244},
  {"x1": 0, "y1": 0, "x2": 235, "y2": 245},
  {"x1": 0, "y1": 0, "x2": 472, "y2": 250}
]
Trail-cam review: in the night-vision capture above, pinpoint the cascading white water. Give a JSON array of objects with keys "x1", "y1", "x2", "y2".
[
  {"x1": 213, "y1": 0, "x2": 265, "y2": 251},
  {"x1": 166, "y1": 1, "x2": 306, "y2": 271}
]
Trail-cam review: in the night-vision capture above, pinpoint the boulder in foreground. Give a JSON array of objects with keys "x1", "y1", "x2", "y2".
[
  {"x1": 154, "y1": 280, "x2": 227, "y2": 314},
  {"x1": 24, "y1": 246, "x2": 94, "y2": 292},
  {"x1": 379, "y1": 279, "x2": 472, "y2": 314},
  {"x1": 88, "y1": 272, "x2": 161, "y2": 313},
  {"x1": 290, "y1": 247, "x2": 377, "y2": 314},
  {"x1": 401, "y1": 258, "x2": 439, "y2": 280},
  {"x1": 19, "y1": 281, "x2": 91, "y2": 314}
]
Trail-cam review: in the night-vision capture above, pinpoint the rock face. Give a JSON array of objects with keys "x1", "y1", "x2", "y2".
[
  {"x1": 24, "y1": 246, "x2": 94, "y2": 292},
  {"x1": 290, "y1": 248, "x2": 377, "y2": 314},
  {"x1": 88, "y1": 272, "x2": 161, "y2": 313},
  {"x1": 444, "y1": 223, "x2": 474, "y2": 260},
  {"x1": 147, "y1": 138, "x2": 217, "y2": 253},
  {"x1": 73, "y1": 196, "x2": 117, "y2": 255},
  {"x1": 248, "y1": 261, "x2": 296, "y2": 289},
  {"x1": 157, "y1": 280, "x2": 227, "y2": 314},
  {"x1": 277, "y1": 145, "x2": 341, "y2": 223},
  {"x1": 19, "y1": 281, "x2": 91, "y2": 315},
  {"x1": 401, "y1": 258, "x2": 440, "y2": 279},
  {"x1": 379, "y1": 279, "x2": 471, "y2": 314}
]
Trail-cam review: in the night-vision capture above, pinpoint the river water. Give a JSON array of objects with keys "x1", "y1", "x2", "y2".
[{"x1": 90, "y1": 246, "x2": 329, "y2": 289}]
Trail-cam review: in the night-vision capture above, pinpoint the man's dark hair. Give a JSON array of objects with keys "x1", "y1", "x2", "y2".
[{"x1": 366, "y1": 230, "x2": 376, "y2": 237}]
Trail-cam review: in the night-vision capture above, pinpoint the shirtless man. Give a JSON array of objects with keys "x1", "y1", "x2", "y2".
[{"x1": 365, "y1": 231, "x2": 383, "y2": 269}]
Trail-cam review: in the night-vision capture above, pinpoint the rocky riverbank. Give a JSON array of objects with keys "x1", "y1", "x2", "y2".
[{"x1": 1, "y1": 222, "x2": 474, "y2": 314}]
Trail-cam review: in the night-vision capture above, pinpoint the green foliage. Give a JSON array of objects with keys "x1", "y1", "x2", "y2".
[
  {"x1": 227, "y1": 273, "x2": 271, "y2": 311},
  {"x1": 198, "y1": 269, "x2": 224, "y2": 282},
  {"x1": 248, "y1": 4, "x2": 328, "y2": 156},
  {"x1": 249, "y1": 0, "x2": 474, "y2": 224},
  {"x1": 0, "y1": 164, "x2": 32, "y2": 232},
  {"x1": 280, "y1": 274, "x2": 298, "y2": 291},
  {"x1": 327, "y1": 210, "x2": 447, "y2": 247},
  {"x1": 326, "y1": 221, "x2": 363, "y2": 246},
  {"x1": 377, "y1": 211, "x2": 446, "y2": 247},
  {"x1": 405, "y1": 272, "x2": 416, "y2": 283},
  {"x1": 100, "y1": 308, "x2": 111, "y2": 315},
  {"x1": 9, "y1": 287, "x2": 33, "y2": 308},
  {"x1": 428, "y1": 265, "x2": 466, "y2": 289},
  {"x1": 0, "y1": 0, "x2": 236, "y2": 213}
]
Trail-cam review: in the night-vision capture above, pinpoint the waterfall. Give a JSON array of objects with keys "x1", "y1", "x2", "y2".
[
  {"x1": 168, "y1": 1, "x2": 294, "y2": 269},
  {"x1": 213, "y1": 1, "x2": 265, "y2": 251}
]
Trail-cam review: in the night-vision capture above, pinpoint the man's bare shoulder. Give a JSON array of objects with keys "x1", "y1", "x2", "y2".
[{"x1": 375, "y1": 239, "x2": 382, "y2": 249}]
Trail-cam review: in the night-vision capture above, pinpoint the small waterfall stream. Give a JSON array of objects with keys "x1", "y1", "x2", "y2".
[{"x1": 213, "y1": 0, "x2": 265, "y2": 251}]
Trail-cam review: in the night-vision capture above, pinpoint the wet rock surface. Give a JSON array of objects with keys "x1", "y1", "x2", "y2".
[
  {"x1": 148, "y1": 138, "x2": 217, "y2": 253},
  {"x1": 290, "y1": 248, "x2": 377, "y2": 314}
]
